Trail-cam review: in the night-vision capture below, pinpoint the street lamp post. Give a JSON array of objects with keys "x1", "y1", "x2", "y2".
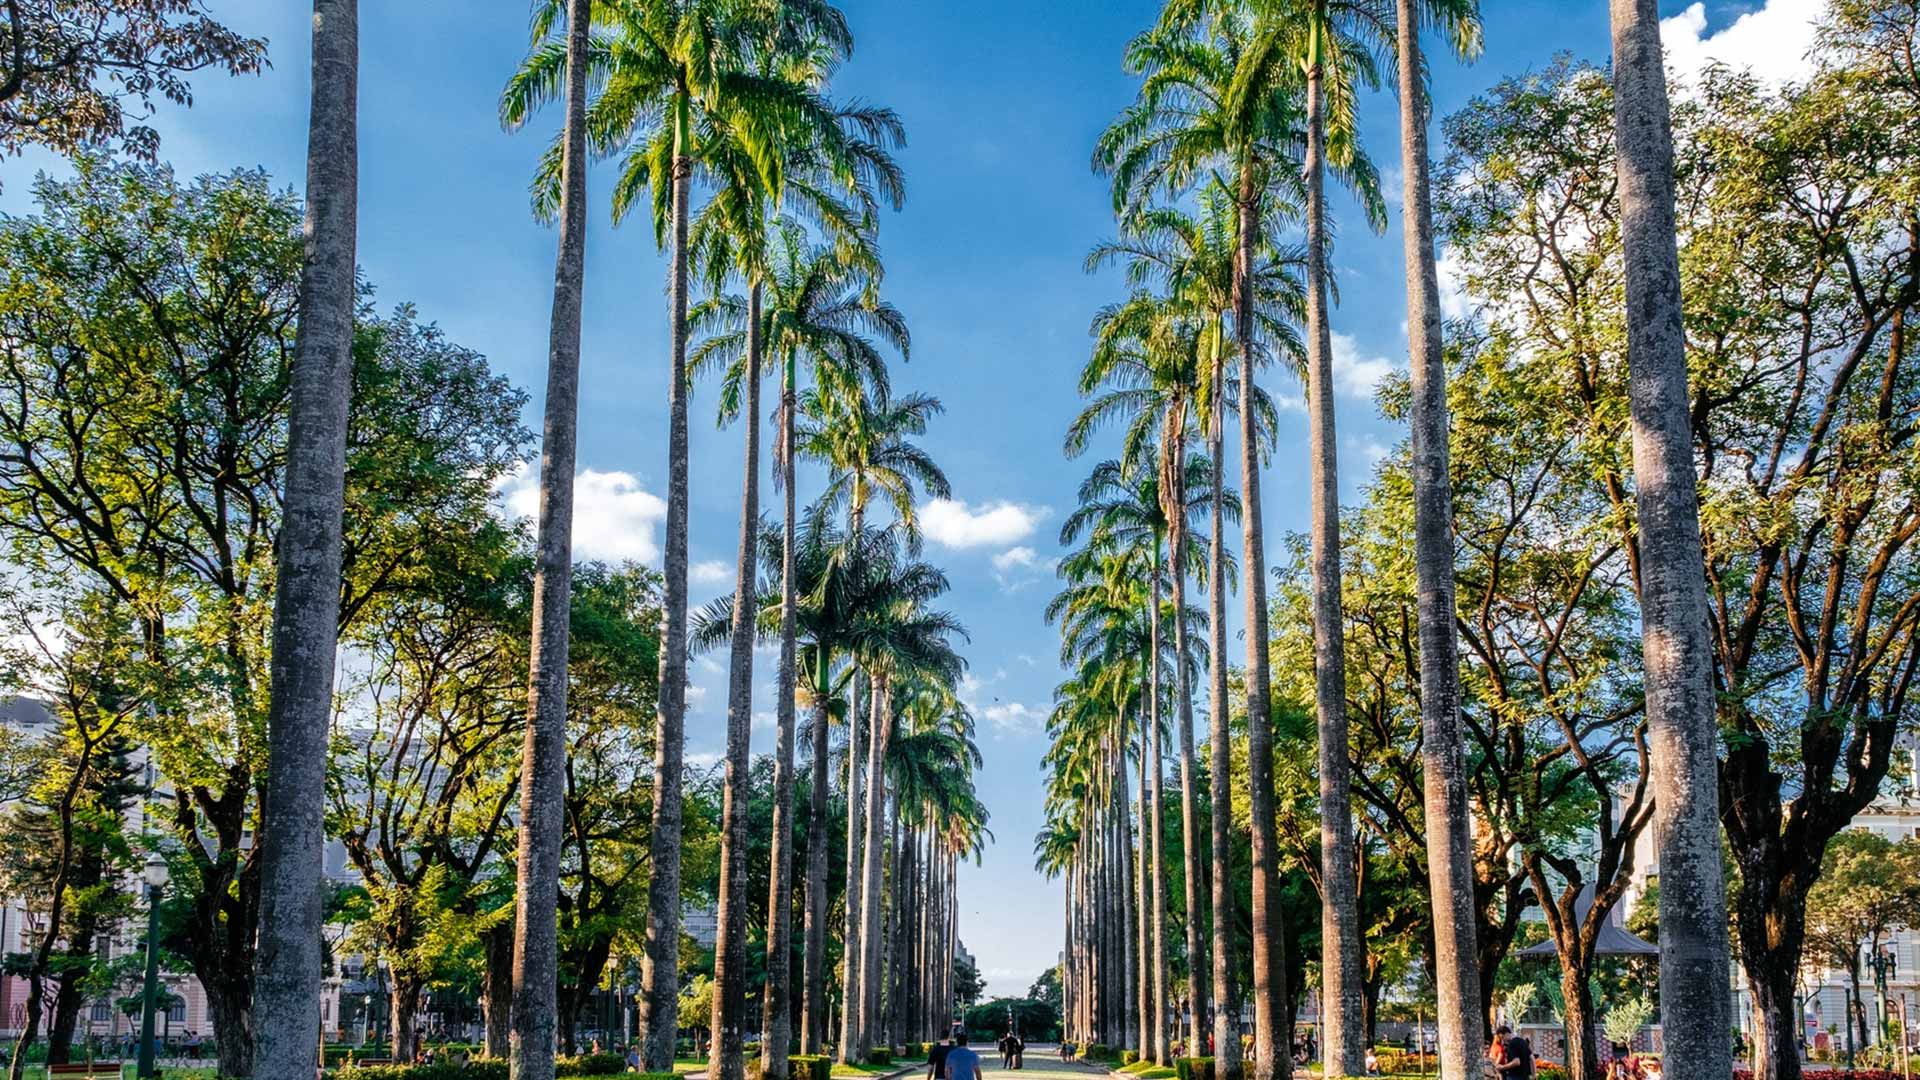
[{"x1": 137, "y1": 853, "x2": 168, "y2": 1079}]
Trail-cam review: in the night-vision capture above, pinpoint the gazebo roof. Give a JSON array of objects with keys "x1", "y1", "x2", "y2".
[{"x1": 1516, "y1": 883, "x2": 1660, "y2": 958}]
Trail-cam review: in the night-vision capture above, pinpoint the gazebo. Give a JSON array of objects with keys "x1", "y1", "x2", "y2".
[{"x1": 1516, "y1": 883, "x2": 1659, "y2": 960}]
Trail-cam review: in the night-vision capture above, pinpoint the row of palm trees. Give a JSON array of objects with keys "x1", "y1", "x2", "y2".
[
  {"x1": 241, "y1": 2, "x2": 990, "y2": 1080},
  {"x1": 1036, "y1": 3, "x2": 1728, "y2": 1080}
]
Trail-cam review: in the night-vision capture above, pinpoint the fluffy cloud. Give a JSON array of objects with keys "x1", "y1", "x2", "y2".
[
  {"x1": 920, "y1": 498, "x2": 1047, "y2": 549},
  {"x1": 991, "y1": 545, "x2": 1039, "y2": 571},
  {"x1": 1331, "y1": 332, "x2": 1398, "y2": 400},
  {"x1": 691, "y1": 560, "x2": 732, "y2": 586},
  {"x1": 980, "y1": 701, "x2": 1046, "y2": 735},
  {"x1": 1661, "y1": 0, "x2": 1824, "y2": 87},
  {"x1": 495, "y1": 464, "x2": 667, "y2": 564}
]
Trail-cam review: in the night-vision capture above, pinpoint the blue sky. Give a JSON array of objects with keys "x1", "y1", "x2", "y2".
[{"x1": 0, "y1": 0, "x2": 1824, "y2": 1000}]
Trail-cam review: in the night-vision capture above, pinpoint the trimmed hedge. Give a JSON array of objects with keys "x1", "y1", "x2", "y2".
[
  {"x1": 1175, "y1": 1056, "x2": 1215, "y2": 1080},
  {"x1": 790, "y1": 1053, "x2": 834, "y2": 1080},
  {"x1": 336, "y1": 1065, "x2": 508, "y2": 1080},
  {"x1": 1083, "y1": 1044, "x2": 1116, "y2": 1063},
  {"x1": 556, "y1": 1054, "x2": 628, "y2": 1076},
  {"x1": 1121, "y1": 1050, "x2": 1141, "y2": 1066},
  {"x1": 868, "y1": 1049, "x2": 893, "y2": 1066}
]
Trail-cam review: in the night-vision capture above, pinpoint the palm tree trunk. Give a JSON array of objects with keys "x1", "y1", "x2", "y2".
[
  {"x1": 253, "y1": 3, "x2": 359, "y2": 1078},
  {"x1": 1136, "y1": 693, "x2": 1151, "y2": 1057},
  {"x1": 840, "y1": 671, "x2": 868, "y2": 1061},
  {"x1": 1207, "y1": 342, "x2": 1244, "y2": 1080},
  {"x1": 763, "y1": 343, "x2": 799, "y2": 1080},
  {"x1": 1235, "y1": 169, "x2": 1290, "y2": 1080},
  {"x1": 710, "y1": 285, "x2": 764, "y2": 1080},
  {"x1": 760, "y1": 345, "x2": 798, "y2": 1076},
  {"x1": 640, "y1": 139, "x2": 695, "y2": 1073},
  {"x1": 1392, "y1": 12, "x2": 1484, "y2": 1080},
  {"x1": 802, "y1": 649, "x2": 834, "y2": 1054},
  {"x1": 1304, "y1": 45, "x2": 1366, "y2": 1080},
  {"x1": 1609, "y1": 3, "x2": 1732, "y2": 1078},
  {"x1": 1149, "y1": 551, "x2": 1170, "y2": 1065},
  {"x1": 1170, "y1": 523, "x2": 1209, "y2": 1056},
  {"x1": 856, "y1": 675, "x2": 892, "y2": 1060}
]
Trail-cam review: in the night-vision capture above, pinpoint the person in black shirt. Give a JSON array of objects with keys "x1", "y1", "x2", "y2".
[
  {"x1": 927, "y1": 1037, "x2": 952, "y2": 1080},
  {"x1": 1490, "y1": 1025, "x2": 1535, "y2": 1080}
]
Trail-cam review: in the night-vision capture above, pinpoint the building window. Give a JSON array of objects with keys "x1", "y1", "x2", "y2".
[
  {"x1": 168, "y1": 1000, "x2": 186, "y2": 1023},
  {"x1": 91, "y1": 1000, "x2": 111, "y2": 1022}
]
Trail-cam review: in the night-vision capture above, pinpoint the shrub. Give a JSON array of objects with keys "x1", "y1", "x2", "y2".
[
  {"x1": 556, "y1": 1053, "x2": 628, "y2": 1076},
  {"x1": 336, "y1": 1064, "x2": 509, "y2": 1080},
  {"x1": 790, "y1": 1053, "x2": 834, "y2": 1080},
  {"x1": 635, "y1": 1074, "x2": 683, "y2": 1080},
  {"x1": 1083, "y1": 1044, "x2": 1115, "y2": 1063},
  {"x1": 868, "y1": 1049, "x2": 893, "y2": 1066},
  {"x1": 1175, "y1": 1056, "x2": 1215, "y2": 1080},
  {"x1": 1121, "y1": 1050, "x2": 1141, "y2": 1066}
]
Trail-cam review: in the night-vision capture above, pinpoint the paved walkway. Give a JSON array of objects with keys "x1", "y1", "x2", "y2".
[{"x1": 961, "y1": 1046, "x2": 1112, "y2": 1079}]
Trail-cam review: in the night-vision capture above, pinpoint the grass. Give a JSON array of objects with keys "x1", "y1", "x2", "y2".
[
  {"x1": 19, "y1": 1069, "x2": 220, "y2": 1080},
  {"x1": 830, "y1": 1061, "x2": 922, "y2": 1078}
]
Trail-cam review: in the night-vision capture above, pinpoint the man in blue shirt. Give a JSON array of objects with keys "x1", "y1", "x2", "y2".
[{"x1": 945, "y1": 1034, "x2": 983, "y2": 1080}]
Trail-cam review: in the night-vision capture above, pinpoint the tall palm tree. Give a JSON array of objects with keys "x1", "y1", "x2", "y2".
[
  {"x1": 1066, "y1": 292, "x2": 1213, "y2": 1056},
  {"x1": 688, "y1": 115, "x2": 901, "y2": 1077},
  {"x1": 796, "y1": 387, "x2": 951, "y2": 1062},
  {"x1": 751, "y1": 234, "x2": 909, "y2": 1054},
  {"x1": 1060, "y1": 452, "x2": 1214, "y2": 1063},
  {"x1": 495, "y1": 4, "x2": 592, "y2": 1079},
  {"x1": 252, "y1": 3, "x2": 358, "y2": 1078},
  {"x1": 1094, "y1": 28, "x2": 1317, "y2": 1066},
  {"x1": 1238, "y1": 3, "x2": 1389, "y2": 1070},
  {"x1": 1386, "y1": 0, "x2": 1483, "y2": 1076},
  {"x1": 1609, "y1": 2, "x2": 1732, "y2": 1076},
  {"x1": 503, "y1": 5, "x2": 874, "y2": 1062}
]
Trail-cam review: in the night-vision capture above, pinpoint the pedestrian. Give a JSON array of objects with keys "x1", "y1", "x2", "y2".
[
  {"x1": 1000, "y1": 1032, "x2": 1013, "y2": 1069},
  {"x1": 1489, "y1": 1025, "x2": 1535, "y2": 1080},
  {"x1": 945, "y1": 1033, "x2": 983, "y2": 1080},
  {"x1": 1012, "y1": 1034, "x2": 1024, "y2": 1070},
  {"x1": 928, "y1": 1035, "x2": 953, "y2": 1080}
]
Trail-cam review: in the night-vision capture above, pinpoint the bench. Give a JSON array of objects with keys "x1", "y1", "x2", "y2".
[{"x1": 48, "y1": 1064, "x2": 124, "y2": 1078}]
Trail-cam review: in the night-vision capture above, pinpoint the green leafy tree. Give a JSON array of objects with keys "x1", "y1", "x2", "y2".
[{"x1": 0, "y1": 161, "x2": 527, "y2": 1077}]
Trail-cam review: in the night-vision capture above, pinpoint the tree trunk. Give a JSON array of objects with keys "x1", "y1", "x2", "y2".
[
  {"x1": 1235, "y1": 170, "x2": 1290, "y2": 1080},
  {"x1": 640, "y1": 134, "x2": 695, "y2": 1072},
  {"x1": 1137, "y1": 693, "x2": 1152, "y2": 1058},
  {"x1": 1150, "y1": 554, "x2": 1170, "y2": 1065},
  {"x1": 485, "y1": 919, "x2": 514, "y2": 1059},
  {"x1": 1170, "y1": 522, "x2": 1209, "y2": 1057},
  {"x1": 1609, "y1": 5, "x2": 1733, "y2": 1080},
  {"x1": 1207, "y1": 342, "x2": 1244, "y2": 1080},
  {"x1": 1741, "y1": 884, "x2": 1809, "y2": 1080},
  {"x1": 763, "y1": 346, "x2": 800, "y2": 1079},
  {"x1": 1393, "y1": 11, "x2": 1486, "y2": 1080},
  {"x1": 856, "y1": 677, "x2": 891, "y2": 1061},
  {"x1": 801, "y1": 654, "x2": 834, "y2": 1054},
  {"x1": 840, "y1": 670, "x2": 868, "y2": 1061},
  {"x1": 253, "y1": 3, "x2": 358, "y2": 1077},
  {"x1": 509, "y1": 4, "x2": 590, "y2": 1078},
  {"x1": 205, "y1": 970, "x2": 255, "y2": 1079},
  {"x1": 392, "y1": 975, "x2": 422, "y2": 1065},
  {"x1": 711, "y1": 292, "x2": 764, "y2": 1080},
  {"x1": 1303, "y1": 47, "x2": 1366, "y2": 1080},
  {"x1": 1559, "y1": 964, "x2": 1601, "y2": 1080},
  {"x1": 47, "y1": 964, "x2": 84, "y2": 1065}
]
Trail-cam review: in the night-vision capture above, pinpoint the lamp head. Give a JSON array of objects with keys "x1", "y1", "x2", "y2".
[{"x1": 144, "y1": 853, "x2": 168, "y2": 889}]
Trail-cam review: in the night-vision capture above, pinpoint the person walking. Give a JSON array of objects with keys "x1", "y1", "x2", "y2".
[{"x1": 945, "y1": 1034, "x2": 982, "y2": 1080}]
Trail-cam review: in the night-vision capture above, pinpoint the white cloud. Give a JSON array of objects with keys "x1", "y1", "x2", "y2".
[
  {"x1": 686, "y1": 683, "x2": 709, "y2": 708},
  {"x1": 920, "y1": 498, "x2": 1047, "y2": 549},
  {"x1": 1661, "y1": 0, "x2": 1823, "y2": 87},
  {"x1": 686, "y1": 750, "x2": 724, "y2": 769},
  {"x1": 991, "y1": 545, "x2": 1039, "y2": 572},
  {"x1": 691, "y1": 560, "x2": 732, "y2": 586},
  {"x1": 980, "y1": 701, "x2": 1046, "y2": 736},
  {"x1": 1330, "y1": 332, "x2": 1398, "y2": 400},
  {"x1": 494, "y1": 463, "x2": 668, "y2": 564}
]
